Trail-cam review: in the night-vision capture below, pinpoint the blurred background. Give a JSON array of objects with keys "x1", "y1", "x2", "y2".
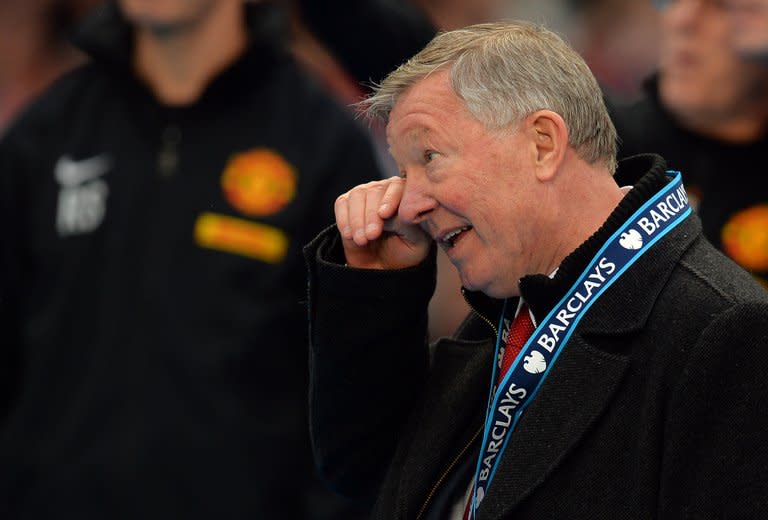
[
  {"x1": 0, "y1": 0, "x2": 669, "y2": 361},
  {"x1": 1, "y1": 0, "x2": 766, "y2": 518},
  {"x1": 0, "y1": 0, "x2": 661, "y2": 133}
]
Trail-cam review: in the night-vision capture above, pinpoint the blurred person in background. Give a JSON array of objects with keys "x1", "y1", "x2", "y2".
[
  {"x1": 293, "y1": 0, "x2": 507, "y2": 99},
  {"x1": 568, "y1": 0, "x2": 661, "y2": 102},
  {"x1": 0, "y1": 0, "x2": 100, "y2": 132},
  {"x1": 0, "y1": 0, "x2": 380, "y2": 517},
  {"x1": 611, "y1": 0, "x2": 768, "y2": 287},
  {"x1": 497, "y1": 0, "x2": 660, "y2": 102}
]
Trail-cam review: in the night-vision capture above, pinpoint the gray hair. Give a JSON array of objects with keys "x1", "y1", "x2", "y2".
[{"x1": 361, "y1": 21, "x2": 618, "y2": 173}]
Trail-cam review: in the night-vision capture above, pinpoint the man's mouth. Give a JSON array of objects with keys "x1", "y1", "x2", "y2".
[{"x1": 439, "y1": 226, "x2": 472, "y2": 249}]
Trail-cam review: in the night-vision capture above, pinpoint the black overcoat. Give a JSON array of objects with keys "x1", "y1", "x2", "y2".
[{"x1": 305, "y1": 156, "x2": 768, "y2": 519}]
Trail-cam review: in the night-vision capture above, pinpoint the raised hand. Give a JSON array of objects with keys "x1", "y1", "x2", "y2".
[{"x1": 334, "y1": 177, "x2": 432, "y2": 270}]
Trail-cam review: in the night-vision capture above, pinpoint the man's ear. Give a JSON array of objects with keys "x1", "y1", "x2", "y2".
[{"x1": 524, "y1": 110, "x2": 568, "y2": 182}]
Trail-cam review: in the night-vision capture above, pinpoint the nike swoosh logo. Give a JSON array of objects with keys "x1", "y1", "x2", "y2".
[{"x1": 54, "y1": 155, "x2": 110, "y2": 187}]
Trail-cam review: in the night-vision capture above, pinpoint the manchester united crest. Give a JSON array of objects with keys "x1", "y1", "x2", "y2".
[{"x1": 221, "y1": 148, "x2": 297, "y2": 217}]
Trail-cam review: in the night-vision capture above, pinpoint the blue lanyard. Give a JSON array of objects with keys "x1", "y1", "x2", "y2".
[{"x1": 469, "y1": 172, "x2": 692, "y2": 517}]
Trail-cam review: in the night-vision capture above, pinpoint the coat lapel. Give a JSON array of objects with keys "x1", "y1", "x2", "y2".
[
  {"x1": 387, "y1": 334, "x2": 493, "y2": 519},
  {"x1": 477, "y1": 335, "x2": 630, "y2": 519}
]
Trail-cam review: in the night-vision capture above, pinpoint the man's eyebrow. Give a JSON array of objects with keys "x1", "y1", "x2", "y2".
[{"x1": 388, "y1": 127, "x2": 431, "y2": 156}]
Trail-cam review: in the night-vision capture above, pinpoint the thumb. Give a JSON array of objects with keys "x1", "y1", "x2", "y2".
[{"x1": 383, "y1": 215, "x2": 432, "y2": 246}]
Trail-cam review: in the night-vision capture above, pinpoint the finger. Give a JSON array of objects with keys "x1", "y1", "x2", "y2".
[
  {"x1": 334, "y1": 193, "x2": 353, "y2": 240},
  {"x1": 364, "y1": 184, "x2": 387, "y2": 240},
  {"x1": 346, "y1": 186, "x2": 370, "y2": 246},
  {"x1": 377, "y1": 177, "x2": 404, "y2": 219}
]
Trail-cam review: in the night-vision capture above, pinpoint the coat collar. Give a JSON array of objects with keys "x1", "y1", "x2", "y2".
[
  {"x1": 463, "y1": 154, "x2": 673, "y2": 327},
  {"x1": 577, "y1": 216, "x2": 702, "y2": 337}
]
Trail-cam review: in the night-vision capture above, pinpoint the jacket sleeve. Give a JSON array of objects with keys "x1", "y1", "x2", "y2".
[
  {"x1": 0, "y1": 134, "x2": 24, "y2": 425},
  {"x1": 659, "y1": 301, "x2": 768, "y2": 517},
  {"x1": 303, "y1": 226, "x2": 436, "y2": 504}
]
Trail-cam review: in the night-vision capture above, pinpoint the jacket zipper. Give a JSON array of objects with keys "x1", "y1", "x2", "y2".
[
  {"x1": 416, "y1": 288, "x2": 499, "y2": 520},
  {"x1": 157, "y1": 125, "x2": 181, "y2": 178},
  {"x1": 415, "y1": 425, "x2": 483, "y2": 520},
  {"x1": 461, "y1": 287, "x2": 498, "y2": 336},
  {"x1": 413, "y1": 291, "x2": 497, "y2": 518}
]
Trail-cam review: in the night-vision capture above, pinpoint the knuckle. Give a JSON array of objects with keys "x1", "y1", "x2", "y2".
[
  {"x1": 364, "y1": 180, "x2": 388, "y2": 191},
  {"x1": 334, "y1": 195, "x2": 347, "y2": 209}
]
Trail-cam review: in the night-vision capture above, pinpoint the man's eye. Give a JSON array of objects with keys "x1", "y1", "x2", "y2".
[{"x1": 424, "y1": 150, "x2": 438, "y2": 163}]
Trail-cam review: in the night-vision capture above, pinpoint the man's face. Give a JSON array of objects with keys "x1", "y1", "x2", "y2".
[
  {"x1": 118, "y1": 0, "x2": 219, "y2": 32},
  {"x1": 724, "y1": 0, "x2": 768, "y2": 57},
  {"x1": 386, "y1": 70, "x2": 551, "y2": 298},
  {"x1": 658, "y1": 0, "x2": 766, "y2": 124}
]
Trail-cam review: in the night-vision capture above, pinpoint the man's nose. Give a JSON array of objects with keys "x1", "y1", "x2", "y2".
[{"x1": 398, "y1": 179, "x2": 438, "y2": 225}]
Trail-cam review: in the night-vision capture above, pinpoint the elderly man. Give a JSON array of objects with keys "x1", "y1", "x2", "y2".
[{"x1": 304, "y1": 21, "x2": 768, "y2": 519}]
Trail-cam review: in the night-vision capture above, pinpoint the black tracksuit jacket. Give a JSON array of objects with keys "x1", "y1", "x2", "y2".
[{"x1": 0, "y1": 3, "x2": 379, "y2": 518}]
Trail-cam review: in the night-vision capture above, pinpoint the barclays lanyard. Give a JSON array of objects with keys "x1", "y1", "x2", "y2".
[{"x1": 468, "y1": 172, "x2": 692, "y2": 518}]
